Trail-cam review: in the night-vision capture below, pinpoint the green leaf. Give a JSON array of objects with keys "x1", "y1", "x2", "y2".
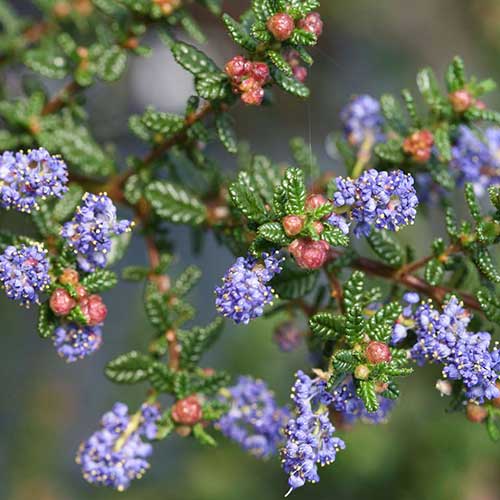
[
  {"x1": 487, "y1": 412, "x2": 500, "y2": 442},
  {"x1": 473, "y1": 248, "x2": 500, "y2": 283},
  {"x1": 222, "y1": 14, "x2": 257, "y2": 51},
  {"x1": 252, "y1": 0, "x2": 274, "y2": 22},
  {"x1": 193, "y1": 423, "x2": 217, "y2": 446},
  {"x1": 267, "y1": 49, "x2": 292, "y2": 76},
  {"x1": 215, "y1": 113, "x2": 238, "y2": 153},
  {"x1": 141, "y1": 107, "x2": 184, "y2": 135},
  {"x1": 309, "y1": 312, "x2": 345, "y2": 340},
  {"x1": 290, "y1": 28, "x2": 317, "y2": 46},
  {"x1": 229, "y1": 172, "x2": 268, "y2": 223},
  {"x1": 374, "y1": 139, "x2": 405, "y2": 163},
  {"x1": 381, "y1": 381, "x2": 400, "y2": 400},
  {"x1": 289, "y1": 136, "x2": 318, "y2": 180},
  {"x1": 146, "y1": 180, "x2": 206, "y2": 225},
  {"x1": 367, "y1": 230, "x2": 404, "y2": 267},
  {"x1": 257, "y1": 222, "x2": 291, "y2": 246},
  {"x1": 445, "y1": 56, "x2": 465, "y2": 92},
  {"x1": 148, "y1": 363, "x2": 175, "y2": 393},
  {"x1": 24, "y1": 45, "x2": 68, "y2": 79},
  {"x1": 343, "y1": 271, "x2": 365, "y2": 312},
  {"x1": 122, "y1": 266, "x2": 150, "y2": 281},
  {"x1": 332, "y1": 350, "x2": 358, "y2": 372},
  {"x1": 425, "y1": 258, "x2": 445, "y2": 286},
  {"x1": 97, "y1": 46, "x2": 127, "y2": 82},
  {"x1": 416, "y1": 67, "x2": 445, "y2": 109},
  {"x1": 80, "y1": 269, "x2": 117, "y2": 293},
  {"x1": 271, "y1": 260, "x2": 319, "y2": 299},
  {"x1": 250, "y1": 155, "x2": 281, "y2": 205},
  {"x1": 434, "y1": 126, "x2": 452, "y2": 162},
  {"x1": 144, "y1": 282, "x2": 170, "y2": 332},
  {"x1": 477, "y1": 289, "x2": 500, "y2": 323},
  {"x1": 37, "y1": 302, "x2": 56, "y2": 339},
  {"x1": 53, "y1": 184, "x2": 84, "y2": 222},
  {"x1": 172, "y1": 266, "x2": 202, "y2": 297},
  {"x1": 379, "y1": 94, "x2": 407, "y2": 135},
  {"x1": 282, "y1": 168, "x2": 306, "y2": 214},
  {"x1": 271, "y1": 67, "x2": 310, "y2": 98},
  {"x1": 464, "y1": 182, "x2": 482, "y2": 222},
  {"x1": 356, "y1": 380, "x2": 379, "y2": 412},
  {"x1": 178, "y1": 318, "x2": 224, "y2": 370},
  {"x1": 368, "y1": 302, "x2": 402, "y2": 343},
  {"x1": 171, "y1": 42, "x2": 219, "y2": 76},
  {"x1": 321, "y1": 224, "x2": 349, "y2": 247},
  {"x1": 105, "y1": 351, "x2": 153, "y2": 384},
  {"x1": 345, "y1": 306, "x2": 365, "y2": 345},
  {"x1": 195, "y1": 72, "x2": 230, "y2": 101}
]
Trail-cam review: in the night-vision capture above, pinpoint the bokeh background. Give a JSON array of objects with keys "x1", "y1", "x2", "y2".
[{"x1": 2, "y1": 1, "x2": 500, "y2": 499}]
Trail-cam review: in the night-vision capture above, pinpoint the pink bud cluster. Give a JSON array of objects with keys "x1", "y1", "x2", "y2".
[
  {"x1": 448, "y1": 89, "x2": 486, "y2": 113},
  {"x1": 267, "y1": 12, "x2": 323, "y2": 42},
  {"x1": 225, "y1": 56, "x2": 270, "y2": 106}
]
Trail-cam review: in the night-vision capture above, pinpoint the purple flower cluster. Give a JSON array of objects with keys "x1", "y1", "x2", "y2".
[
  {"x1": 340, "y1": 94, "x2": 384, "y2": 147},
  {"x1": 216, "y1": 376, "x2": 289, "y2": 458},
  {"x1": 331, "y1": 378, "x2": 394, "y2": 424},
  {"x1": 215, "y1": 251, "x2": 284, "y2": 324},
  {"x1": 76, "y1": 402, "x2": 160, "y2": 491},
  {"x1": 281, "y1": 371, "x2": 345, "y2": 494},
  {"x1": 0, "y1": 148, "x2": 68, "y2": 213},
  {"x1": 451, "y1": 126, "x2": 500, "y2": 193},
  {"x1": 0, "y1": 244, "x2": 51, "y2": 305},
  {"x1": 53, "y1": 323, "x2": 103, "y2": 362},
  {"x1": 274, "y1": 321, "x2": 303, "y2": 352},
  {"x1": 333, "y1": 169, "x2": 419, "y2": 237},
  {"x1": 61, "y1": 193, "x2": 133, "y2": 272},
  {"x1": 411, "y1": 296, "x2": 500, "y2": 403}
]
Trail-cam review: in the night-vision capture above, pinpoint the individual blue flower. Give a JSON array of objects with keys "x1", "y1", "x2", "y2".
[
  {"x1": 0, "y1": 148, "x2": 68, "y2": 213},
  {"x1": 391, "y1": 292, "x2": 420, "y2": 344},
  {"x1": 53, "y1": 323, "x2": 103, "y2": 362},
  {"x1": 331, "y1": 378, "x2": 394, "y2": 424},
  {"x1": 333, "y1": 169, "x2": 419, "y2": 237},
  {"x1": 215, "y1": 251, "x2": 284, "y2": 324},
  {"x1": 76, "y1": 402, "x2": 160, "y2": 491},
  {"x1": 340, "y1": 94, "x2": 384, "y2": 147},
  {"x1": 61, "y1": 192, "x2": 133, "y2": 272},
  {"x1": 411, "y1": 297, "x2": 500, "y2": 403},
  {"x1": 281, "y1": 371, "x2": 345, "y2": 495},
  {"x1": 325, "y1": 212, "x2": 351, "y2": 235},
  {"x1": 216, "y1": 376, "x2": 289, "y2": 459},
  {"x1": 0, "y1": 244, "x2": 51, "y2": 305}
]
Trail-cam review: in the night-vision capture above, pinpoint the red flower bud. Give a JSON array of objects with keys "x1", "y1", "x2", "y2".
[
  {"x1": 80, "y1": 294, "x2": 107, "y2": 326},
  {"x1": 49, "y1": 288, "x2": 76, "y2": 316},
  {"x1": 365, "y1": 341, "x2": 392, "y2": 364},
  {"x1": 282, "y1": 215, "x2": 305, "y2": 236},
  {"x1": 402, "y1": 129, "x2": 434, "y2": 163},
  {"x1": 312, "y1": 221, "x2": 324, "y2": 235},
  {"x1": 466, "y1": 402, "x2": 488, "y2": 423},
  {"x1": 59, "y1": 268, "x2": 79, "y2": 285},
  {"x1": 75, "y1": 284, "x2": 88, "y2": 300},
  {"x1": 293, "y1": 66, "x2": 308, "y2": 82},
  {"x1": 475, "y1": 99, "x2": 487, "y2": 110},
  {"x1": 305, "y1": 193, "x2": 328, "y2": 211},
  {"x1": 171, "y1": 395, "x2": 203, "y2": 425},
  {"x1": 298, "y1": 12, "x2": 323, "y2": 37},
  {"x1": 241, "y1": 87, "x2": 264, "y2": 106},
  {"x1": 250, "y1": 62, "x2": 270, "y2": 85},
  {"x1": 448, "y1": 90, "x2": 473, "y2": 113},
  {"x1": 289, "y1": 238, "x2": 330, "y2": 269},
  {"x1": 267, "y1": 13, "x2": 295, "y2": 41},
  {"x1": 225, "y1": 56, "x2": 250, "y2": 82}
]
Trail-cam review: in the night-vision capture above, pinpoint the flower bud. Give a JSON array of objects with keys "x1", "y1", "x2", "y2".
[
  {"x1": 293, "y1": 66, "x2": 308, "y2": 82},
  {"x1": 267, "y1": 13, "x2": 295, "y2": 41},
  {"x1": 241, "y1": 87, "x2": 264, "y2": 106},
  {"x1": 305, "y1": 193, "x2": 328, "y2": 211},
  {"x1": 402, "y1": 130, "x2": 434, "y2": 163},
  {"x1": 354, "y1": 364, "x2": 370, "y2": 380},
  {"x1": 365, "y1": 341, "x2": 392, "y2": 364},
  {"x1": 311, "y1": 221, "x2": 324, "y2": 235},
  {"x1": 289, "y1": 238, "x2": 330, "y2": 270},
  {"x1": 475, "y1": 99, "x2": 487, "y2": 110},
  {"x1": 435, "y1": 379, "x2": 453, "y2": 397},
  {"x1": 448, "y1": 90, "x2": 473, "y2": 112},
  {"x1": 49, "y1": 288, "x2": 76, "y2": 316},
  {"x1": 466, "y1": 402, "x2": 488, "y2": 423},
  {"x1": 225, "y1": 56, "x2": 249, "y2": 82},
  {"x1": 59, "y1": 268, "x2": 79, "y2": 285},
  {"x1": 171, "y1": 395, "x2": 203, "y2": 425},
  {"x1": 250, "y1": 62, "x2": 270, "y2": 85},
  {"x1": 282, "y1": 215, "x2": 305, "y2": 236},
  {"x1": 80, "y1": 294, "x2": 108, "y2": 326},
  {"x1": 298, "y1": 12, "x2": 323, "y2": 37},
  {"x1": 75, "y1": 284, "x2": 88, "y2": 300}
]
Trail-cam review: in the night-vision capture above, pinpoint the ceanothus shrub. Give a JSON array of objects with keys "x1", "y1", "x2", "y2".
[{"x1": 0, "y1": 0, "x2": 499, "y2": 494}]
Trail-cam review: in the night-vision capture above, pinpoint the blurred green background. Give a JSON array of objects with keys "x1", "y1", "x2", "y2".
[{"x1": 2, "y1": 1, "x2": 500, "y2": 499}]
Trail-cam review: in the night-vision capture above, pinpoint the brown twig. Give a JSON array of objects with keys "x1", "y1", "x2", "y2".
[{"x1": 41, "y1": 80, "x2": 82, "y2": 115}]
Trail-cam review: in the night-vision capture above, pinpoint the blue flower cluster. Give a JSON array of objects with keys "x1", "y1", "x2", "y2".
[
  {"x1": 333, "y1": 169, "x2": 419, "y2": 237},
  {"x1": 53, "y1": 323, "x2": 103, "y2": 362},
  {"x1": 0, "y1": 244, "x2": 51, "y2": 306},
  {"x1": 215, "y1": 251, "x2": 284, "y2": 324},
  {"x1": 216, "y1": 376, "x2": 289, "y2": 459},
  {"x1": 331, "y1": 378, "x2": 394, "y2": 424},
  {"x1": 76, "y1": 402, "x2": 160, "y2": 491},
  {"x1": 281, "y1": 371, "x2": 345, "y2": 494},
  {"x1": 61, "y1": 193, "x2": 133, "y2": 272},
  {"x1": 451, "y1": 125, "x2": 500, "y2": 193},
  {"x1": 411, "y1": 296, "x2": 500, "y2": 403},
  {"x1": 340, "y1": 94, "x2": 384, "y2": 147},
  {"x1": 0, "y1": 148, "x2": 68, "y2": 213}
]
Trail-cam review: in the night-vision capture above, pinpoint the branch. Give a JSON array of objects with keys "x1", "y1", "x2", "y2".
[{"x1": 41, "y1": 80, "x2": 82, "y2": 115}]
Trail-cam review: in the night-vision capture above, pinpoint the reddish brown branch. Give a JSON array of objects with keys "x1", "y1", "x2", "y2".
[{"x1": 41, "y1": 80, "x2": 82, "y2": 116}]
